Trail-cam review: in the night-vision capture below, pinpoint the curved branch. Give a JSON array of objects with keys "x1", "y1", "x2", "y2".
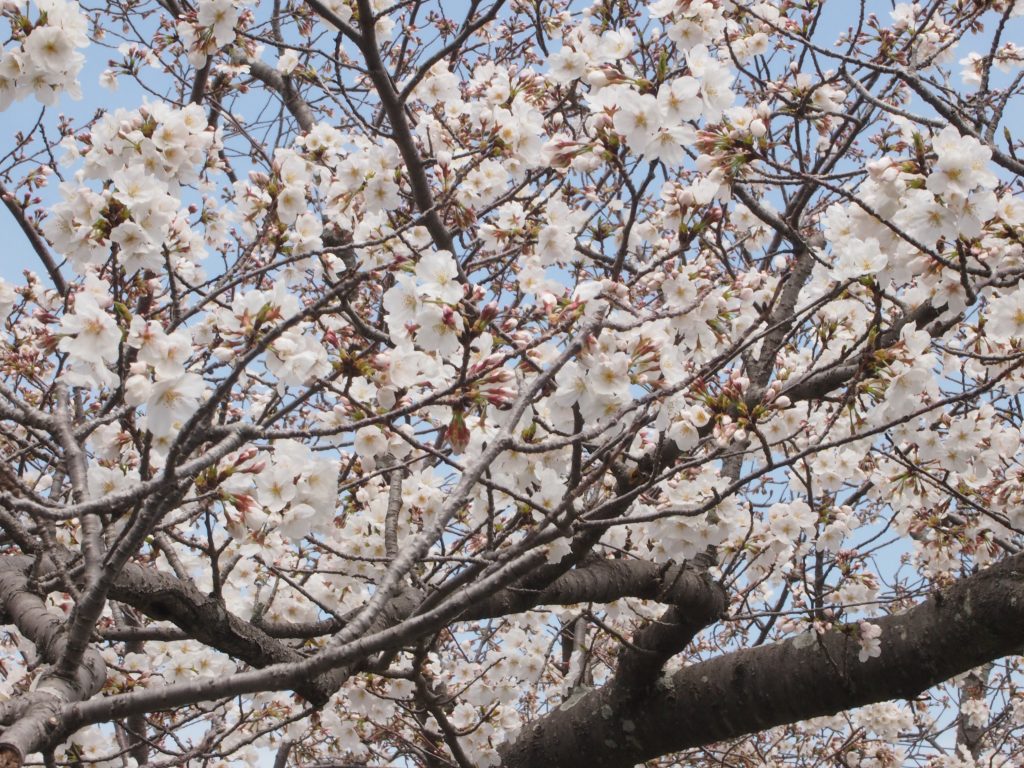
[
  {"x1": 499, "y1": 552, "x2": 1024, "y2": 768},
  {"x1": 0, "y1": 563, "x2": 106, "y2": 765}
]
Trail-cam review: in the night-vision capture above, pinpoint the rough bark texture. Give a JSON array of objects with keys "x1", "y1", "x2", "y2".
[
  {"x1": 610, "y1": 562, "x2": 726, "y2": 694},
  {"x1": 465, "y1": 558, "x2": 699, "y2": 621},
  {"x1": 109, "y1": 562, "x2": 342, "y2": 705},
  {"x1": 0, "y1": 565, "x2": 107, "y2": 763},
  {"x1": 500, "y1": 552, "x2": 1024, "y2": 768}
]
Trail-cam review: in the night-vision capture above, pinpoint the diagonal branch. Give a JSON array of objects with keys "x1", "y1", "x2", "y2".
[
  {"x1": 348, "y1": 0, "x2": 455, "y2": 254},
  {"x1": 243, "y1": 58, "x2": 315, "y2": 133},
  {"x1": 0, "y1": 184, "x2": 67, "y2": 297},
  {"x1": 499, "y1": 551, "x2": 1024, "y2": 768}
]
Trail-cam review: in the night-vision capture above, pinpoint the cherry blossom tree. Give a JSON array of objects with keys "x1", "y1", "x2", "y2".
[{"x1": 1, "y1": 0, "x2": 1024, "y2": 765}]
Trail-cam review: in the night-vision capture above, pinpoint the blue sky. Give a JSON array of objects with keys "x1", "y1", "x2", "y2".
[{"x1": 4, "y1": 0, "x2": 1022, "y2": 285}]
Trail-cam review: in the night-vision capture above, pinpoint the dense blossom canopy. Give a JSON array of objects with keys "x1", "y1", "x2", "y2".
[{"x1": 0, "y1": 0, "x2": 1023, "y2": 765}]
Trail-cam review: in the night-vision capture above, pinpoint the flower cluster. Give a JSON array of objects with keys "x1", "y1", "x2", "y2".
[
  {"x1": 176, "y1": 0, "x2": 248, "y2": 67},
  {"x1": 383, "y1": 250, "x2": 466, "y2": 360},
  {"x1": 224, "y1": 439, "x2": 338, "y2": 543},
  {"x1": 43, "y1": 103, "x2": 220, "y2": 276},
  {"x1": 0, "y1": 0, "x2": 87, "y2": 110}
]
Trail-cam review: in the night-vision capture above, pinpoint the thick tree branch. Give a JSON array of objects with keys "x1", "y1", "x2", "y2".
[
  {"x1": 0, "y1": 563, "x2": 106, "y2": 765},
  {"x1": 610, "y1": 559, "x2": 725, "y2": 695},
  {"x1": 464, "y1": 558, "x2": 691, "y2": 621},
  {"x1": 0, "y1": 553, "x2": 341, "y2": 708},
  {"x1": 108, "y1": 562, "x2": 341, "y2": 706},
  {"x1": 499, "y1": 551, "x2": 1024, "y2": 768}
]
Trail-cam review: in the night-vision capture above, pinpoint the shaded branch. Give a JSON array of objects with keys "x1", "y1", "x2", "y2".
[
  {"x1": 499, "y1": 552, "x2": 1024, "y2": 768},
  {"x1": 0, "y1": 564, "x2": 106, "y2": 765}
]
